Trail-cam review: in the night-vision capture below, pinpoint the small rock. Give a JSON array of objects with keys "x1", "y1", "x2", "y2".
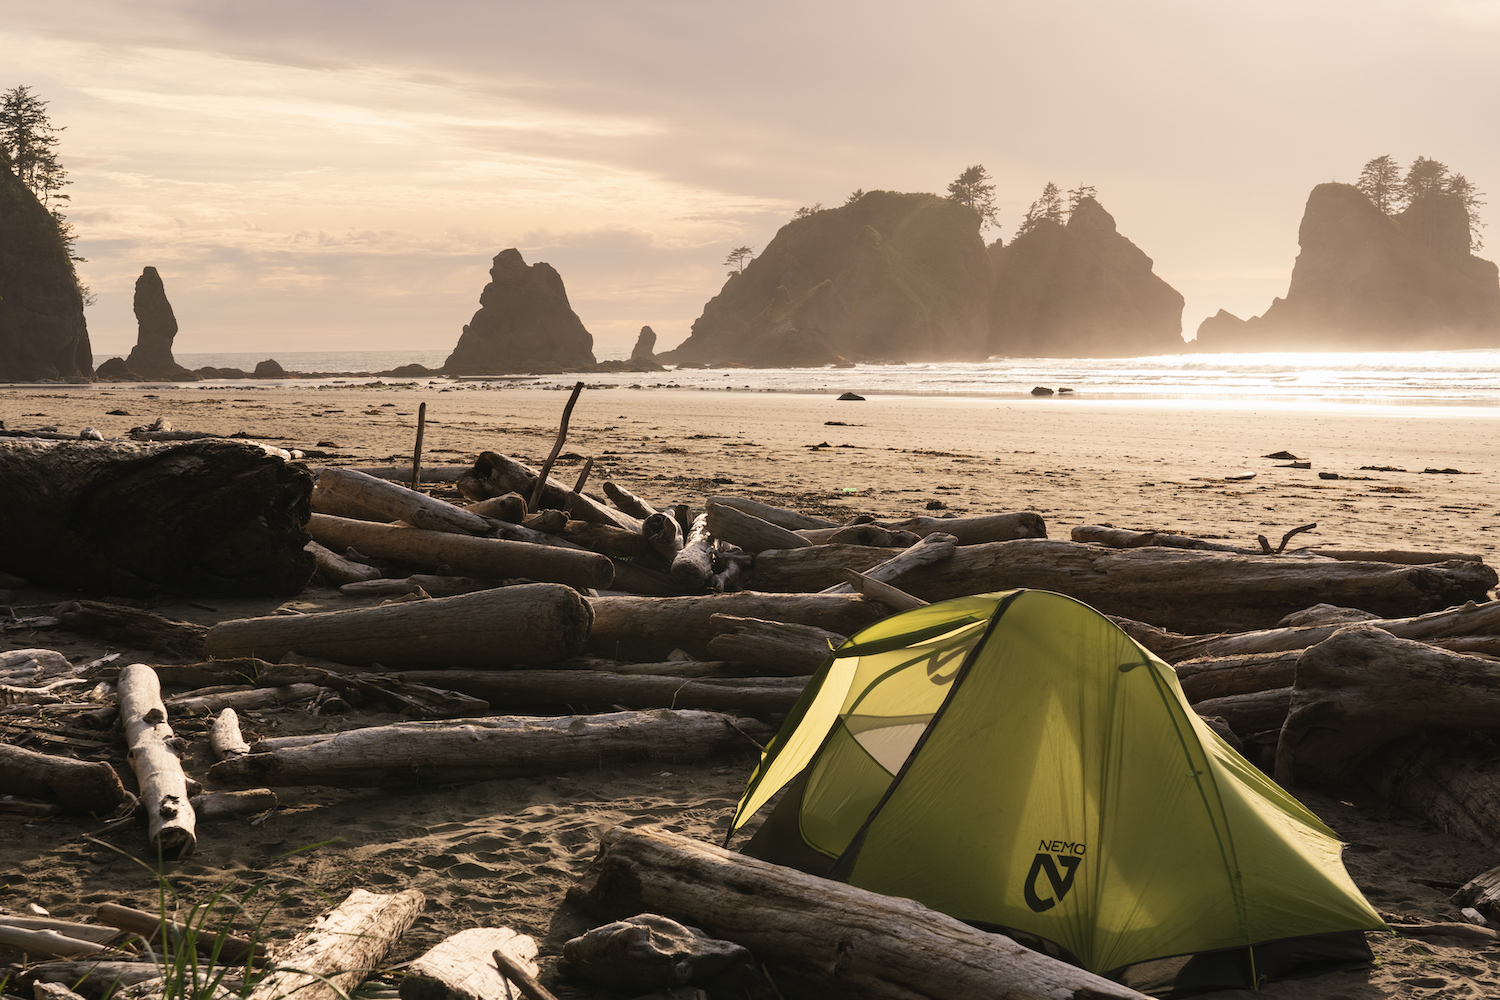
[
  {"x1": 106, "y1": 409, "x2": 131, "y2": 415},
  {"x1": 316, "y1": 440, "x2": 341, "y2": 448},
  {"x1": 78, "y1": 427, "x2": 102, "y2": 440},
  {"x1": 926, "y1": 499, "x2": 947, "y2": 510},
  {"x1": 1057, "y1": 387, "x2": 1074, "y2": 394},
  {"x1": 837, "y1": 392, "x2": 865, "y2": 401},
  {"x1": 1263, "y1": 450, "x2": 1302, "y2": 460},
  {"x1": 254, "y1": 358, "x2": 286, "y2": 378},
  {"x1": 1030, "y1": 386, "x2": 1054, "y2": 396}
]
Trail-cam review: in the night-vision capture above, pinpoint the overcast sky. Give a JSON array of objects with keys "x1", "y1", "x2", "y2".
[{"x1": 7, "y1": 1, "x2": 1498, "y2": 359}]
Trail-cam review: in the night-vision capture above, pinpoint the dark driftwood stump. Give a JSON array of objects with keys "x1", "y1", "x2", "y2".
[{"x1": 0, "y1": 439, "x2": 314, "y2": 596}]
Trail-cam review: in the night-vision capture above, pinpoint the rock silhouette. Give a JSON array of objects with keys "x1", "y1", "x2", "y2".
[
  {"x1": 631, "y1": 325, "x2": 658, "y2": 362},
  {"x1": 0, "y1": 150, "x2": 92, "y2": 380},
  {"x1": 444, "y1": 249, "x2": 597, "y2": 373},
  {"x1": 1195, "y1": 183, "x2": 1500, "y2": 350},
  {"x1": 126, "y1": 267, "x2": 196, "y2": 379}
]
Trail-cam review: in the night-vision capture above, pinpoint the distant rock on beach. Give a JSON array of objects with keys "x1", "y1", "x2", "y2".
[
  {"x1": 659, "y1": 191, "x2": 993, "y2": 366},
  {"x1": 988, "y1": 197, "x2": 1185, "y2": 357},
  {"x1": 443, "y1": 249, "x2": 597, "y2": 374},
  {"x1": 125, "y1": 267, "x2": 198, "y2": 379},
  {"x1": 0, "y1": 149, "x2": 92, "y2": 381},
  {"x1": 1195, "y1": 182, "x2": 1500, "y2": 350}
]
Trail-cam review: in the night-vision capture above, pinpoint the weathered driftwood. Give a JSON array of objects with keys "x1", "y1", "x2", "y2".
[
  {"x1": 308, "y1": 514, "x2": 613, "y2": 590},
  {"x1": 310, "y1": 483, "x2": 395, "y2": 522},
  {"x1": 1071, "y1": 524, "x2": 1241, "y2": 552},
  {"x1": 642, "y1": 512, "x2": 684, "y2": 561},
  {"x1": 882, "y1": 540, "x2": 1497, "y2": 635},
  {"x1": 56, "y1": 601, "x2": 208, "y2": 660},
  {"x1": 0, "y1": 916, "x2": 119, "y2": 943},
  {"x1": 603, "y1": 482, "x2": 658, "y2": 519},
  {"x1": 1277, "y1": 627, "x2": 1500, "y2": 790},
  {"x1": 606, "y1": 559, "x2": 681, "y2": 597},
  {"x1": 21, "y1": 961, "x2": 172, "y2": 992},
  {"x1": 558, "y1": 520, "x2": 651, "y2": 558},
  {"x1": 797, "y1": 523, "x2": 921, "y2": 547},
  {"x1": 191, "y1": 788, "x2": 279, "y2": 820},
  {"x1": 464, "y1": 451, "x2": 641, "y2": 532},
  {"x1": 0, "y1": 647, "x2": 73, "y2": 680},
  {"x1": 1454, "y1": 865, "x2": 1500, "y2": 920},
  {"x1": 382, "y1": 670, "x2": 805, "y2": 714},
  {"x1": 530, "y1": 381, "x2": 586, "y2": 510},
  {"x1": 490, "y1": 949, "x2": 558, "y2": 1000},
  {"x1": 339, "y1": 575, "x2": 484, "y2": 597},
  {"x1": 708, "y1": 496, "x2": 836, "y2": 531},
  {"x1": 706, "y1": 500, "x2": 810, "y2": 553},
  {"x1": 671, "y1": 513, "x2": 714, "y2": 590},
  {"x1": 118, "y1": 663, "x2": 196, "y2": 857},
  {"x1": 1133, "y1": 598, "x2": 1500, "y2": 664},
  {"x1": 246, "y1": 889, "x2": 424, "y2": 1000},
  {"x1": 705, "y1": 615, "x2": 844, "y2": 675},
  {"x1": 749, "y1": 545, "x2": 907, "y2": 592},
  {"x1": 548, "y1": 657, "x2": 738, "y2": 678},
  {"x1": 467, "y1": 492, "x2": 529, "y2": 524},
  {"x1": 820, "y1": 533, "x2": 958, "y2": 595},
  {"x1": 206, "y1": 584, "x2": 594, "y2": 667},
  {"x1": 841, "y1": 569, "x2": 928, "y2": 612},
  {"x1": 1275, "y1": 603, "x2": 1380, "y2": 627},
  {"x1": 0, "y1": 744, "x2": 131, "y2": 813},
  {"x1": 1314, "y1": 549, "x2": 1484, "y2": 564},
  {"x1": 709, "y1": 553, "x2": 744, "y2": 594},
  {"x1": 588, "y1": 593, "x2": 887, "y2": 661},
  {"x1": 96, "y1": 901, "x2": 264, "y2": 964},
  {"x1": 0, "y1": 925, "x2": 104, "y2": 958},
  {"x1": 318, "y1": 467, "x2": 493, "y2": 536},
  {"x1": 210, "y1": 711, "x2": 769, "y2": 787},
  {"x1": 799, "y1": 512, "x2": 1048, "y2": 547},
  {"x1": 400, "y1": 927, "x2": 540, "y2": 1000},
  {"x1": 212, "y1": 708, "x2": 251, "y2": 762},
  {"x1": 166, "y1": 683, "x2": 323, "y2": 716},
  {"x1": 1359, "y1": 738, "x2": 1500, "y2": 851},
  {"x1": 337, "y1": 465, "x2": 467, "y2": 484},
  {"x1": 1174, "y1": 650, "x2": 1301, "y2": 703},
  {"x1": 570, "y1": 826, "x2": 1150, "y2": 1000},
  {"x1": 1191, "y1": 688, "x2": 1291, "y2": 739},
  {"x1": 308, "y1": 540, "x2": 384, "y2": 585},
  {"x1": 0, "y1": 439, "x2": 314, "y2": 596}
]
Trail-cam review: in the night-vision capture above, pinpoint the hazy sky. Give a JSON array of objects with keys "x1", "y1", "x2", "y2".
[{"x1": 6, "y1": 1, "x2": 1498, "y2": 359}]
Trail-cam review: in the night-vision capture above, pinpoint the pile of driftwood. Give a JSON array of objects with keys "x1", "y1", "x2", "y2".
[{"x1": 7, "y1": 426, "x2": 1500, "y2": 997}]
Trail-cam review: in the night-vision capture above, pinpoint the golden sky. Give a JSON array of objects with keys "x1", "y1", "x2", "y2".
[{"x1": 7, "y1": 0, "x2": 1497, "y2": 358}]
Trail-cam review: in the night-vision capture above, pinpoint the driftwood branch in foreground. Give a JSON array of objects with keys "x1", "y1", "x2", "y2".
[
  {"x1": 400, "y1": 927, "x2": 540, "y2": 1000},
  {"x1": 118, "y1": 663, "x2": 196, "y2": 857},
  {"x1": 0, "y1": 744, "x2": 131, "y2": 813},
  {"x1": 570, "y1": 826, "x2": 1149, "y2": 1000},
  {"x1": 246, "y1": 889, "x2": 424, "y2": 1000}
]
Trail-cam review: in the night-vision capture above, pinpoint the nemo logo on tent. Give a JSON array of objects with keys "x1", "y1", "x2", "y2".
[{"x1": 1024, "y1": 843, "x2": 1084, "y2": 912}]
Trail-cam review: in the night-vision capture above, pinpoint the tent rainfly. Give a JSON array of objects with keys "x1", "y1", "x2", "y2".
[{"x1": 731, "y1": 589, "x2": 1385, "y2": 993}]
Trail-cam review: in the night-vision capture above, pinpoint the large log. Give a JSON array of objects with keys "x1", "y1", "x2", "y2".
[
  {"x1": 1191, "y1": 688, "x2": 1292, "y2": 740},
  {"x1": 587, "y1": 592, "x2": 887, "y2": 661},
  {"x1": 707, "y1": 496, "x2": 836, "y2": 531},
  {"x1": 1277, "y1": 627, "x2": 1500, "y2": 791},
  {"x1": 706, "y1": 500, "x2": 810, "y2": 552},
  {"x1": 0, "y1": 439, "x2": 313, "y2": 596},
  {"x1": 307, "y1": 514, "x2": 613, "y2": 590},
  {"x1": 465, "y1": 451, "x2": 641, "y2": 531},
  {"x1": 670, "y1": 513, "x2": 714, "y2": 590},
  {"x1": 557, "y1": 520, "x2": 652, "y2": 558},
  {"x1": 885, "y1": 540, "x2": 1496, "y2": 634},
  {"x1": 381, "y1": 670, "x2": 805, "y2": 714},
  {"x1": 247, "y1": 889, "x2": 424, "y2": 1000},
  {"x1": 602, "y1": 482, "x2": 658, "y2": 519},
  {"x1": 307, "y1": 540, "x2": 384, "y2": 586},
  {"x1": 705, "y1": 615, "x2": 844, "y2": 675},
  {"x1": 1359, "y1": 738, "x2": 1500, "y2": 851},
  {"x1": 749, "y1": 544, "x2": 893, "y2": 592},
  {"x1": 820, "y1": 533, "x2": 958, "y2": 595},
  {"x1": 56, "y1": 601, "x2": 208, "y2": 660},
  {"x1": 317, "y1": 467, "x2": 492, "y2": 535},
  {"x1": 1174, "y1": 650, "x2": 1301, "y2": 702},
  {"x1": 400, "y1": 927, "x2": 539, "y2": 1000},
  {"x1": 0, "y1": 744, "x2": 131, "y2": 813},
  {"x1": 800, "y1": 512, "x2": 1047, "y2": 546},
  {"x1": 205, "y1": 584, "x2": 595, "y2": 667},
  {"x1": 570, "y1": 827, "x2": 1150, "y2": 1000},
  {"x1": 118, "y1": 663, "x2": 196, "y2": 857},
  {"x1": 209, "y1": 710, "x2": 770, "y2": 787}
]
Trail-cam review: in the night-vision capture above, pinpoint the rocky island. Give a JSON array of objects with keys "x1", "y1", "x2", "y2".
[{"x1": 443, "y1": 249, "x2": 597, "y2": 373}]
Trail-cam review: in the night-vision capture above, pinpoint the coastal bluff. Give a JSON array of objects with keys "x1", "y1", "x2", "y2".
[
  {"x1": 1196, "y1": 182, "x2": 1500, "y2": 350},
  {"x1": 987, "y1": 196, "x2": 1185, "y2": 357},
  {"x1": 443, "y1": 249, "x2": 597, "y2": 374},
  {"x1": 0, "y1": 150, "x2": 92, "y2": 381}
]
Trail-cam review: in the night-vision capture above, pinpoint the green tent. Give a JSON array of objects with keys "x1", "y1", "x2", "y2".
[{"x1": 730, "y1": 590, "x2": 1385, "y2": 989}]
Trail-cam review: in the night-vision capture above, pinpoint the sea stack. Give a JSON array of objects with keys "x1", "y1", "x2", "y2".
[
  {"x1": 631, "y1": 325, "x2": 658, "y2": 362},
  {"x1": 0, "y1": 149, "x2": 92, "y2": 380},
  {"x1": 987, "y1": 196, "x2": 1185, "y2": 356},
  {"x1": 659, "y1": 191, "x2": 992, "y2": 366},
  {"x1": 126, "y1": 267, "x2": 196, "y2": 378},
  {"x1": 443, "y1": 249, "x2": 597, "y2": 373},
  {"x1": 1195, "y1": 183, "x2": 1500, "y2": 350}
]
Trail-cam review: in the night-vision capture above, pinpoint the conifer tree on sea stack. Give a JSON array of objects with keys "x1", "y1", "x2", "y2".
[
  {"x1": 1356, "y1": 154, "x2": 1401, "y2": 214},
  {"x1": 946, "y1": 165, "x2": 1001, "y2": 235}
]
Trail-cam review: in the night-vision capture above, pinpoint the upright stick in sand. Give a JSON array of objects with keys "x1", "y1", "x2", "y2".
[
  {"x1": 411, "y1": 401, "x2": 427, "y2": 490},
  {"x1": 530, "y1": 382, "x2": 585, "y2": 511}
]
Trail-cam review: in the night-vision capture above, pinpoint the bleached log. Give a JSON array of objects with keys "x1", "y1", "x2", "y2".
[
  {"x1": 191, "y1": 788, "x2": 279, "y2": 820},
  {"x1": 706, "y1": 500, "x2": 810, "y2": 553},
  {"x1": 464, "y1": 451, "x2": 641, "y2": 531},
  {"x1": 246, "y1": 889, "x2": 424, "y2": 1000},
  {"x1": 800, "y1": 512, "x2": 1048, "y2": 547},
  {"x1": 165, "y1": 683, "x2": 323, "y2": 716},
  {"x1": 0, "y1": 648, "x2": 73, "y2": 680},
  {"x1": 308, "y1": 540, "x2": 384, "y2": 585},
  {"x1": 337, "y1": 465, "x2": 467, "y2": 484},
  {"x1": 466, "y1": 493, "x2": 528, "y2": 524},
  {"x1": 307, "y1": 514, "x2": 613, "y2": 590},
  {"x1": 705, "y1": 615, "x2": 844, "y2": 675},
  {"x1": 23, "y1": 962, "x2": 183, "y2": 992},
  {"x1": 377, "y1": 671, "x2": 804, "y2": 714},
  {"x1": 206, "y1": 584, "x2": 594, "y2": 667},
  {"x1": 318, "y1": 467, "x2": 492, "y2": 535},
  {"x1": 606, "y1": 559, "x2": 680, "y2": 597},
  {"x1": 0, "y1": 744, "x2": 131, "y2": 813},
  {"x1": 0, "y1": 925, "x2": 103, "y2": 958},
  {"x1": 820, "y1": 533, "x2": 958, "y2": 594},
  {"x1": 209, "y1": 711, "x2": 770, "y2": 787},
  {"x1": 1277, "y1": 627, "x2": 1500, "y2": 790},
  {"x1": 602, "y1": 482, "x2": 658, "y2": 519},
  {"x1": 211, "y1": 709, "x2": 252, "y2": 760},
  {"x1": 841, "y1": 569, "x2": 928, "y2": 612},
  {"x1": 339, "y1": 575, "x2": 483, "y2": 597},
  {"x1": 671, "y1": 513, "x2": 714, "y2": 590},
  {"x1": 570, "y1": 826, "x2": 1150, "y2": 1000},
  {"x1": 118, "y1": 663, "x2": 196, "y2": 857},
  {"x1": 642, "y1": 512, "x2": 683, "y2": 560},
  {"x1": 588, "y1": 592, "x2": 887, "y2": 661},
  {"x1": 1071, "y1": 525, "x2": 1242, "y2": 552},
  {"x1": 707, "y1": 496, "x2": 836, "y2": 531},
  {"x1": 1275, "y1": 604, "x2": 1380, "y2": 627},
  {"x1": 1315, "y1": 549, "x2": 1484, "y2": 564},
  {"x1": 400, "y1": 927, "x2": 539, "y2": 1000}
]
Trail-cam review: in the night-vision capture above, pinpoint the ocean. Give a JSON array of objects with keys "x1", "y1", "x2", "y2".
[{"x1": 96, "y1": 349, "x2": 1500, "y2": 409}]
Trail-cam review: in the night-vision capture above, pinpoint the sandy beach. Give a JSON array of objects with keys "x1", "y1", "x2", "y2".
[{"x1": 3, "y1": 381, "x2": 1500, "y2": 998}]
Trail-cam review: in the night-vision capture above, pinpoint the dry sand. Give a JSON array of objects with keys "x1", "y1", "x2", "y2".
[{"x1": 3, "y1": 381, "x2": 1500, "y2": 998}]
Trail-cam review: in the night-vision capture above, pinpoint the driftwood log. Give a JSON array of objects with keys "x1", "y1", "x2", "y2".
[
  {"x1": 1174, "y1": 650, "x2": 1302, "y2": 703},
  {"x1": 706, "y1": 500, "x2": 810, "y2": 552},
  {"x1": 642, "y1": 512, "x2": 683, "y2": 560},
  {"x1": 570, "y1": 826, "x2": 1149, "y2": 1000},
  {"x1": 96, "y1": 901, "x2": 264, "y2": 964},
  {"x1": 317, "y1": 467, "x2": 493, "y2": 535},
  {"x1": 587, "y1": 593, "x2": 887, "y2": 661},
  {"x1": 56, "y1": 601, "x2": 208, "y2": 660},
  {"x1": 209, "y1": 710, "x2": 769, "y2": 787},
  {"x1": 708, "y1": 496, "x2": 835, "y2": 531},
  {"x1": 1071, "y1": 524, "x2": 1241, "y2": 552},
  {"x1": 557, "y1": 520, "x2": 652, "y2": 558},
  {"x1": 307, "y1": 514, "x2": 613, "y2": 590},
  {"x1": 671, "y1": 513, "x2": 714, "y2": 590},
  {"x1": 820, "y1": 533, "x2": 958, "y2": 595},
  {"x1": 205, "y1": 584, "x2": 594, "y2": 666},
  {"x1": 705, "y1": 615, "x2": 845, "y2": 675},
  {"x1": 246, "y1": 889, "x2": 424, "y2": 1000},
  {"x1": 118, "y1": 663, "x2": 196, "y2": 857},
  {"x1": 384, "y1": 670, "x2": 806, "y2": 714},
  {"x1": 307, "y1": 540, "x2": 384, "y2": 585},
  {"x1": 400, "y1": 927, "x2": 540, "y2": 1000},
  {"x1": 602, "y1": 482, "x2": 658, "y2": 519},
  {"x1": 0, "y1": 744, "x2": 131, "y2": 813},
  {"x1": 841, "y1": 569, "x2": 928, "y2": 612},
  {"x1": 340, "y1": 575, "x2": 484, "y2": 597},
  {"x1": 1277, "y1": 627, "x2": 1500, "y2": 790},
  {"x1": 464, "y1": 452, "x2": 641, "y2": 532},
  {"x1": 0, "y1": 439, "x2": 314, "y2": 596},
  {"x1": 1359, "y1": 738, "x2": 1500, "y2": 851},
  {"x1": 799, "y1": 512, "x2": 1048, "y2": 546}
]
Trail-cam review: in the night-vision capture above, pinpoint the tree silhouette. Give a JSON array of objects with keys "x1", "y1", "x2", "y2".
[
  {"x1": 1014, "y1": 182, "x2": 1065, "y2": 239},
  {"x1": 1066, "y1": 184, "x2": 1098, "y2": 219},
  {"x1": 1356, "y1": 155, "x2": 1401, "y2": 214},
  {"x1": 946, "y1": 165, "x2": 1000, "y2": 233},
  {"x1": 0, "y1": 85, "x2": 68, "y2": 208},
  {"x1": 723, "y1": 245, "x2": 755, "y2": 275}
]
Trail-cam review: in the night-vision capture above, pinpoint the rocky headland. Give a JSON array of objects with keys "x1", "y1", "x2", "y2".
[
  {"x1": 987, "y1": 196, "x2": 1185, "y2": 357},
  {"x1": 443, "y1": 249, "x2": 597, "y2": 374},
  {"x1": 1195, "y1": 183, "x2": 1500, "y2": 351},
  {"x1": 0, "y1": 151, "x2": 92, "y2": 381}
]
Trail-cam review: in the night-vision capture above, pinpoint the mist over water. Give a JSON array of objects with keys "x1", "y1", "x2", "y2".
[{"x1": 104, "y1": 349, "x2": 1500, "y2": 408}]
